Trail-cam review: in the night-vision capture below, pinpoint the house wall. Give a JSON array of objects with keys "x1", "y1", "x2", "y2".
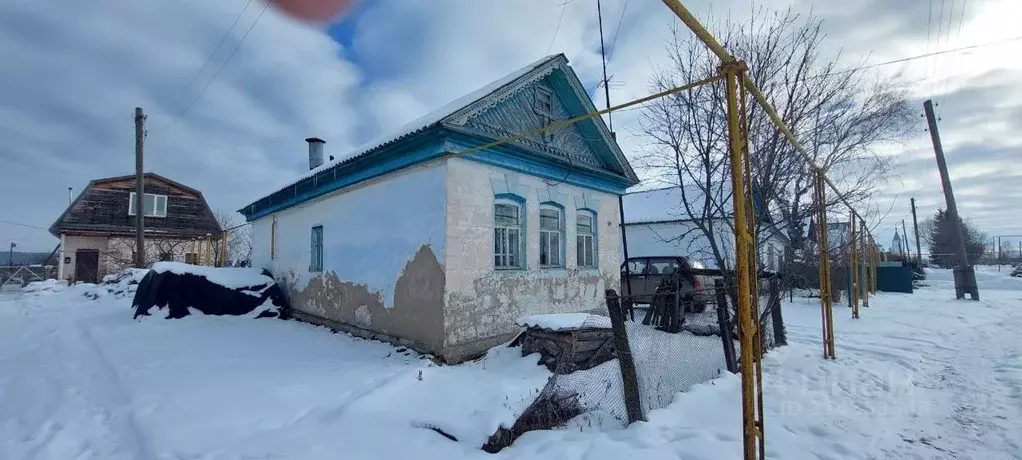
[
  {"x1": 104, "y1": 236, "x2": 196, "y2": 273},
  {"x1": 251, "y1": 160, "x2": 448, "y2": 353},
  {"x1": 59, "y1": 235, "x2": 110, "y2": 282},
  {"x1": 442, "y1": 157, "x2": 621, "y2": 361},
  {"x1": 624, "y1": 221, "x2": 786, "y2": 271},
  {"x1": 60, "y1": 234, "x2": 202, "y2": 282}
]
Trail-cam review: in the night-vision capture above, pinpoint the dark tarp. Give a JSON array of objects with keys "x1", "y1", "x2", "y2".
[{"x1": 132, "y1": 269, "x2": 289, "y2": 320}]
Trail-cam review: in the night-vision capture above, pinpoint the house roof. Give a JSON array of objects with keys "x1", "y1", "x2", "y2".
[
  {"x1": 622, "y1": 183, "x2": 743, "y2": 225},
  {"x1": 242, "y1": 54, "x2": 639, "y2": 218},
  {"x1": 622, "y1": 184, "x2": 789, "y2": 244},
  {"x1": 50, "y1": 172, "x2": 221, "y2": 238}
]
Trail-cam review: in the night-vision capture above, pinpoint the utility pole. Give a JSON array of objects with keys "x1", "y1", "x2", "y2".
[
  {"x1": 901, "y1": 220, "x2": 910, "y2": 258},
  {"x1": 923, "y1": 99, "x2": 978, "y2": 300},
  {"x1": 911, "y1": 198, "x2": 922, "y2": 264},
  {"x1": 134, "y1": 107, "x2": 146, "y2": 268},
  {"x1": 8, "y1": 242, "x2": 14, "y2": 266},
  {"x1": 998, "y1": 236, "x2": 1002, "y2": 270}
]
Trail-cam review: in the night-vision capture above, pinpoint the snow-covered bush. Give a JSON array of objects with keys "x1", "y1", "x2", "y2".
[{"x1": 82, "y1": 268, "x2": 149, "y2": 300}]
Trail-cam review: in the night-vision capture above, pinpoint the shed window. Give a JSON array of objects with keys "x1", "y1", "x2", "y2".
[
  {"x1": 539, "y1": 206, "x2": 563, "y2": 268},
  {"x1": 576, "y1": 212, "x2": 596, "y2": 268},
  {"x1": 310, "y1": 225, "x2": 323, "y2": 272},
  {"x1": 128, "y1": 192, "x2": 168, "y2": 217},
  {"x1": 494, "y1": 202, "x2": 523, "y2": 269}
]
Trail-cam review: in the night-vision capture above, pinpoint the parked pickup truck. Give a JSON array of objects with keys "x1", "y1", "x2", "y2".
[{"x1": 620, "y1": 256, "x2": 712, "y2": 312}]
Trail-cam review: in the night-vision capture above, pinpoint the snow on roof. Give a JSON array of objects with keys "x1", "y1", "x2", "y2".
[
  {"x1": 151, "y1": 262, "x2": 272, "y2": 289},
  {"x1": 623, "y1": 185, "x2": 719, "y2": 224},
  {"x1": 516, "y1": 313, "x2": 612, "y2": 331},
  {"x1": 261, "y1": 54, "x2": 562, "y2": 200}
]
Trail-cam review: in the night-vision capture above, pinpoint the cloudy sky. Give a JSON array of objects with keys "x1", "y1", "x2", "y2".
[{"x1": 1, "y1": 0, "x2": 1019, "y2": 253}]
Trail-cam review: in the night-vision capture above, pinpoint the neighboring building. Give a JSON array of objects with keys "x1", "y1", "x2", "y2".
[
  {"x1": 50, "y1": 173, "x2": 221, "y2": 283},
  {"x1": 621, "y1": 186, "x2": 789, "y2": 272},
  {"x1": 807, "y1": 219, "x2": 852, "y2": 256},
  {"x1": 239, "y1": 54, "x2": 639, "y2": 363},
  {"x1": 891, "y1": 229, "x2": 904, "y2": 256}
]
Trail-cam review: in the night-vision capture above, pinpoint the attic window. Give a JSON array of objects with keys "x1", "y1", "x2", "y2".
[
  {"x1": 128, "y1": 192, "x2": 168, "y2": 218},
  {"x1": 534, "y1": 88, "x2": 554, "y2": 117},
  {"x1": 534, "y1": 88, "x2": 556, "y2": 142}
]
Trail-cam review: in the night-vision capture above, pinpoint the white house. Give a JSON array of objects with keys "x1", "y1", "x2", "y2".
[
  {"x1": 621, "y1": 186, "x2": 789, "y2": 272},
  {"x1": 239, "y1": 55, "x2": 639, "y2": 363}
]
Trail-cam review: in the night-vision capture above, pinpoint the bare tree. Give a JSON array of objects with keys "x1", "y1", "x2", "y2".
[
  {"x1": 213, "y1": 210, "x2": 252, "y2": 267},
  {"x1": 637, "y1": 7, "x2": 914, "y2": 275},
  {"x1": 107, "y1": 236, "x2": 189, "y2": 272}
]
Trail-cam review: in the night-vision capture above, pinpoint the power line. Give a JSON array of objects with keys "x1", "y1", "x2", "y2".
[
  {"x1": 606, "y1": 0, "x2": 631, "y2": 61},
  {"x1": 172, "y1": 0, "x2": 257, "y2": 105},
  {"x1": 841, "y1": 34, "x2": 1022, "y2": 77},
  {"x1": 614, "y1": 34, "x2": 1022, "y2": 114},
  {"x1": 929, "y1": 0, "x2": 948, "y2": 100},
  {"x1": 164, "y1": 2, "x2": 269, "y2": 129},
  {"x1": 547, "y1": 1, "x2": 568, "y2": 54},
  {"x1": 0, "y1": 219, "x2": 48, "y2": 230},
  {"x1": 938, "y1": 0, "x2": 969, "y2": 110}
]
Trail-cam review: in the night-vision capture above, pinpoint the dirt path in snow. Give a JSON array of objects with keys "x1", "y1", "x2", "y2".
[
  {"x1": 778, "y1": 274, "x2": 1022, "y2": 460},
  {"x1": 0, "y1": 300, "x2": 149, "y2": 460}
]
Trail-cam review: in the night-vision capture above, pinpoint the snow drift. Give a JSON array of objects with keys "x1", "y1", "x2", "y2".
[{"x1": 132, "y1": 262, "x2": 288, "y2": 319}]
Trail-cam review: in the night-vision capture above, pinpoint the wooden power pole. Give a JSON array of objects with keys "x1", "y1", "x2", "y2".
[
  {"x1": 923, "y1": 99, "x2": 978, "y2": 300},
  {"x1": 910, "y1": 198, "x2": 922, "y2": 264},
  {"x1": 134, "y1": 107, "x2": 146, "y2": 268}
]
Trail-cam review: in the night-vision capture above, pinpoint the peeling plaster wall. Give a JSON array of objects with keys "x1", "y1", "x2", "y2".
[
  {"x1": 250, "y1": 161, "x2": 448, "y2": 352},
  {"x1": 442, "y1": 157, "x2": 621, "y2": 359}
]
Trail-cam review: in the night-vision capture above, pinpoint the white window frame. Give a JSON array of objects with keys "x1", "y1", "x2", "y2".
[
  {"x1": 310, "y1": 225, "x2": 324, "y2": 272},
  {"x1": 128, "y1": 192, "x2": 168, "y2": 218},
  {"x1": 539, "y1": 205, "x2": 563, "y2": 268},
  {"x1": 494, "y1": 200, "x2": 524, "y2": 270},
  {"x1": 576, "y1": 211, "x2": 597, "y2": 268}
]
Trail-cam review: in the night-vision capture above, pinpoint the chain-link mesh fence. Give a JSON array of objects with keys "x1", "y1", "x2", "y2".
[{"x1": 485, "y1": 270, "x2": 788, "y2": 451}]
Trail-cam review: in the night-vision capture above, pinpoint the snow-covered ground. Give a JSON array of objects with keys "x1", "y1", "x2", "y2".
[{"x1": 1, "y1": 267, "x2": 1020, "y2": 459}]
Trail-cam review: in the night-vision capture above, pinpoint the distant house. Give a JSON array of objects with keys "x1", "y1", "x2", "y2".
[
  {"x1": 50, "y1": 173, "x2": 221, "y2": 283},
  {"x1": 621, "y1": 186, "x2": 789, "y2": 272},
  {"x1": 807, "y1": 219, "x2": 851, "y2": 257},
  {"x1": 239, "y1": 54, "x2": 640, "y2": 363}
]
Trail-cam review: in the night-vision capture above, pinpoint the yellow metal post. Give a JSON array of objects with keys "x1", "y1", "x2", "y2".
[
  {"x1": 738, "y1": 70, "x2": 765, "y2": 460},
  {"x1": 850, "y1": 213, "x2": 859, "y2": 319},
  {"x1": 814, "y1": 170, "x2": 836, "y2": 359},
  {"x1": 221, "y1": 232, "x2": 228, "y2": 267},
  {"x1": 722, "y1": 61, "x2": 764, "y2": 460}
]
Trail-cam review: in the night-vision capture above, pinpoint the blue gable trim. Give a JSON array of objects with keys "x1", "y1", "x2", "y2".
[
  {"x1": 444, "y1": 131, "x2": 632, "y2": 195},
  {"x1": 242, "y1": 125, "x2": 630, "y2": 222},
  {"x1": 243, "y1": 129, "x2": 447, "y2": 221}
]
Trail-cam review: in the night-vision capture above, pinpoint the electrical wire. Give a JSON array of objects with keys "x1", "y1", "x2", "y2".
[
  {"x1": 938, "y1": 0, "x2": 969, "y2": 111},
  {"x1": 171, "y1": 0, "x2": 257, "y2": 105},
  {"x1": 615, "y1": 34, "x2": 1022, "y2": 115},
  {"x1": 934, "y1": 0, "x2": 956, "y2": 118},
  {"x1": 606, "y1": 0, "x2": 631, "y2": 61},
  {"x1": 169, "y1": 2, "x2": 269, "y2": 126},
  {"x1": 929, "y1": 0, "x2": 947, "y2": 99},
  {"x1": 547, "y1": 1, "x2": 568, "y2": 55},
  {"x1": 0, "y1": 219, "x2": 48, "y2": 230}
]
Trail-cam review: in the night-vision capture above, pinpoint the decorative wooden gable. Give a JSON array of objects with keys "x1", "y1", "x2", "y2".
[{"x1": 451, "y1": 78, "x2": 610, "y2": 171}]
